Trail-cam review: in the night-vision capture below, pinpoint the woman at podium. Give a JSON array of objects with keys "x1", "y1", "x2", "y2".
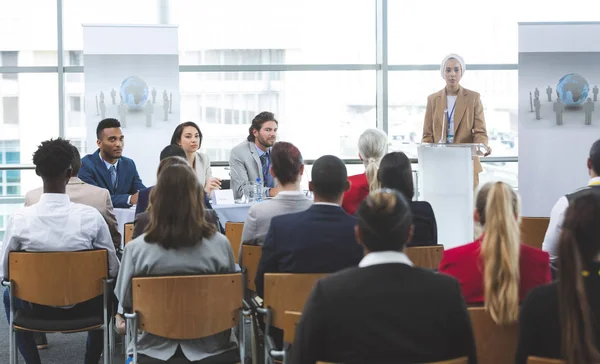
[{"x1": 421, "y1": 54, "x2": 490, "y2": 187}]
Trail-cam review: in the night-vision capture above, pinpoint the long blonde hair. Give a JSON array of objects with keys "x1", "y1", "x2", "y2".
[
  {"x1": 358, "y1": 128, "x2": 388, "y2": 192},
  {"x1": 476, "y1": 181, "x2": 521, "y2": 325}
]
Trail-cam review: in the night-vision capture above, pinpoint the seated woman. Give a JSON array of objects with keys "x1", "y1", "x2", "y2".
[
  {"x1": 240, "y1": 141, "x2": 312, "y2": 245},
  {"x1": 378, "y1": 152, "x2": 437, "y2": 246},
  {"x1": 515, "y1": 192, "x2": 600, "y2": 364},
  {"x1": 342, "y1": 128, "x2": 388, "y2": 215},
  {"x1": 439, "y1": 182, "x2": 551, "y2": 322},
  {"x1": 115, "y1": 164, "x2": 238, "y2": 364}
]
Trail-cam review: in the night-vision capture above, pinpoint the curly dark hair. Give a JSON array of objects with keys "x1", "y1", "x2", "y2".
[{"x1": 32, "y1": 138, "x2": 75, "y2": 178}]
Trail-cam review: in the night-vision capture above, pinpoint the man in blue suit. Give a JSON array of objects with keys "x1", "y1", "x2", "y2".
[
  {"x1": 79, "y1": 118, "x2": 145, "y2": 208},
  {"x1": 255, "y1": 155, "x2": 363, "y2": 297}
]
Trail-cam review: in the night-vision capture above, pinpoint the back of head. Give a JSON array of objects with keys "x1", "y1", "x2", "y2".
[
  {"x1": 145, "y1": 164, "x2": 216, "y2": 249},
  {"x1": 557, "y1": 192, "x2": 600, "y2": 364},
  {"x1": 32, "y1": 138, "x2": 75, "y2": 179},
  {"x1": 96, "y1": 118, "x2": 121, "y2": 140},
  {"x1": 589, "y1": 139, "x2": 600, "y2": 175},
  {"x1": 247, "y1": 111, "x2": 277, "y2": 142},
  {"x1": 476, "y1": 181, "x2": 521, "y2": 324},
  {"x1": 70, "y1": 145, "x2": 81, "y2": 177},
  {"x1": 270, "y1": 141, "x2": 303, "y2": 186},
  {"x1": 311, "y1": 155, "x2": 347, "y2": 202},
  {"x1": 159, "y1": 144, "x2": 186, "y2": 162},
  {"x1": 358, "y1": 129, "x2": 388, "y2": 191},
  {"x1": 377, "y1": 152, "x2": 414, "y2": 200},
  {"x1": 356, "y1": 189, "x2": 412, "y2": 252},
  {"x1": 156, "y1": 156, "x2": 189, "y2": 178}
]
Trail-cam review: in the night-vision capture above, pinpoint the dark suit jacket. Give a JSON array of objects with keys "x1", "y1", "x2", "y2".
[
  {"x1": 408, "y1": 200, "x2": 438, "y2": 247},
  {"x1": 291, "y1": 263, "x2": 477, "y2": 364},
  {"x1": 255, "y1": 204, "x2": 363, "y2": 297},
  {"x1": 439, "y1": 238, "x2": 551, "y2": 305},
  {"x1": 515, "y1": 263, "x2": 600, "y2": 364},
  {"x1": 79, "y1": 149, "x2": 145, "y2": 208}
]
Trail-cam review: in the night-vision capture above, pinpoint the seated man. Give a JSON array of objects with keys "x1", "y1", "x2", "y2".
[
  {"x1": 229, "y1": 111, "x2": 279, "y2": 200},
  {"x1": 1, "y1": 138, "x2": 120, "y2": 364},
  {"x1": 255, "y1": 155, "x2": 363, "y2": 297},
  {"x1": 79, "y1": 118, "x2": 145, "y2": 208},
  {"x1": 292, "y1": 190, "x2": 476, "y2": 364}
]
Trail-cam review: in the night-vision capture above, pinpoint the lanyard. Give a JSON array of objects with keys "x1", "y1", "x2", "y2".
[{"x1": 446, "y1": 102, "x2": 457, "y2": 124}]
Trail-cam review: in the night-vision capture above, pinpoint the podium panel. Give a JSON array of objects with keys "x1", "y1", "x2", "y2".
[{"x1": 418, "y1": 144, "x2": 475, "y2": 249}]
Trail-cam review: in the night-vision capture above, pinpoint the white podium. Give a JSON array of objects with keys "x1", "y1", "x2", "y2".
[{"x1": 417, "y1": 143, "x2": 487, "y2": 249}]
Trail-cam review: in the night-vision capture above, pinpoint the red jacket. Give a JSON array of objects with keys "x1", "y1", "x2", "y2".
[
  {"x1": 342, "y1": 173, "x2": 369, "y2": 215},
  {"x1": 439, "y1": 237, "x2": 551, "y2": 305}
]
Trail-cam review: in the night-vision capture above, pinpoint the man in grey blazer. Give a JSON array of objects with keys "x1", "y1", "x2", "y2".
[
  {"x1": 25, "y1": 145, "x2": 121, "y2": 251},
  {"x1": 229, "y1": 111, "x2": 279, "y2": 200}
]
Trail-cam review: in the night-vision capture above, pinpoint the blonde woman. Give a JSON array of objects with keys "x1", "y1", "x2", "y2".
[
  {"x1": 342, "y1": 128, "x2": 388, "y2": 215},
  {"x1": 422, "y1": 54, "x2": 491, "y2": 188},
  {"x1": 439, "y1": 182, "x2": 551, "y2": 324}
]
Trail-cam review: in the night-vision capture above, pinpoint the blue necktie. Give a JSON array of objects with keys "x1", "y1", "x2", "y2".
[
  {"x1": 260, "y1": 152, "x2": 269, "y2": 186},
  {"x1": 109, "y1": 165, "x2": 117, "y2": 189}
]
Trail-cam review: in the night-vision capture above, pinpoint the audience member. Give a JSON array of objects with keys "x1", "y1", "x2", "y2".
[
  {"x1": 342, "y1": 128, "x2": 388, "y2": 215},
  {"x1": 543, "y1": 138, "x2": 600, "y2": 264},
  {"x1": 439, "y1": 182, "x2": 551, "y2": 322},
  {"x1": 516, "y1": 192, "x2": 600, "y2": 364},
  {"x1": 255, "y1": 155, "x2": 363, "y2": 297},
  {"x1": 378, "y1": 151, "x2": 437, "y2": 246},
  {"x1": 115, "y1": 164, "x2": 238, "y2": 364},
  {"x1": 1, "y1": 138, "x2": 119, "y2": 364},
  {"x1": 240, "y1": 141, "x2": 312, "y2": 246},
  {"x1": 292, "y1": 189, "x2": 476, "y2": 364},
  {"x1": 229, "y1": 111, "x2": 279, "y2": 200},
  {"x1": 170, "y1": 121, "x2": 221, "y2": 193},
  {"x1": 79, "y1": 118, "x2": 146, "y2": 208}
]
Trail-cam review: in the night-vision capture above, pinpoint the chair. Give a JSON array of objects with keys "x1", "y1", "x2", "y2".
[
  {"x1": 124, "y1": 222, "x2": 134, "y2": 246},
  {"x1": 468, "y1": 307, "x2": 519, "y2": 364},
  {"x1": 283, "y1": 311, "x2": 302, "y2": 344},
  {"x1": 124, "y1": 273, "x2": 247, "y2": 364},
  {"x1": 315, "y1": 358, "x2": 468, "y2": 364},
  {"x1": 3, "y1": 250, "x2": 114, "y2": 364},
  {"x1": 405, "y1": 245, "x2": 444, "y2": 269},
  {"x1": 258, "y1": 273, "x2": 326, "y2": 364},
  {"x1": 241, "y1": 245, "x2": 262, "y2": 292},
  {"x1": 527, "y1": 357, "x2": 565, "y2": 364},
  {"x1": 520, "y1": 217, "x2": 550, "y2": 249},
  {"x1": 226, "y1": 222, "x2": 244, "y2": 262}
]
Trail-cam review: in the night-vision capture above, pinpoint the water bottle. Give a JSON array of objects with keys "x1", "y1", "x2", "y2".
[{"x1": 254, "y1": 178, "x2": 264, "y2": 202}]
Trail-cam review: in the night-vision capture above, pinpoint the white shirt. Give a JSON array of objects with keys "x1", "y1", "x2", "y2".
[
  {"x1": 313, "y1": 202, "x2": 341, "y2": 207},
  {"x1": 0, "y1": 193, "x2": 120, "y2": 278},
  {"x1": 359, "y1": 251, "x2": 413, "y2": 268},
  {"x1": 542, "y1": 176, "x2": 600, "y2": 262},
  {"x1": 446, "y1": 95, "x2": 457, "y2": 143},
  {"x1": 276, "y1": 190, "x2": 305, "y2": 196}
]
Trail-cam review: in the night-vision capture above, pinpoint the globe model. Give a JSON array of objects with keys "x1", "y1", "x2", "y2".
[
  {"x1": 557, "y1": 73, "x2": 589, "y2": 106},
  {"x1": 119, "y1": 76, "x2": 149, "y2": 109}
]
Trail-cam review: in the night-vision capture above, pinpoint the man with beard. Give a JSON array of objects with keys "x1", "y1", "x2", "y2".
[
  {"x1": 79, "y1": 118, "x2": 146, "y2": 208},
  {"x1": 230, "y1": 111, "x2": 279, "y2": 199}
]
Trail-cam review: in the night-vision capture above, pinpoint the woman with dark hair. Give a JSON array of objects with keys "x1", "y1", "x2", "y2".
[
  {"x1": 240, "y1": 141, "x2": 312, "y2": 245},
  {"x1": 378, "y1": 152, "x2": 437, "y2": 246},
  {"x1": 515, "y1": 192, "x2": 600, "y2": 364},
  {"x1": 115, "y1": 164, "x2": 238, "y2": 364},
  {"x1": 171, "y1": 121, "x2": 221, "y2": 193}
]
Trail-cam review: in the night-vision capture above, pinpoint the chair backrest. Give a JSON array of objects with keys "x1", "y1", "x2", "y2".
[
  {"x1": 124, "y1": 222, "x2": 134, "y2": 246},
  {"x1": 315, "y1": 358, "x2": 468, "y2": 364},
  {"x1": 132, "y1": 274, "x2": 242, "y2": 340},
  {"x1": 405, "y1": 245, "x2": 444, "y2": 269},
  {"x1": 468, "y1": 307, "x2": 519, "y2": 364},
  {"x1": 225, "y1": 222, "x2": 244, "y2": 262},
  {"x1": 283, "y1": 310, "x2": 302, "y2": 343},
  {"x1": 527, "y1": 357, "x2": 565, "y2": 364},
  {"x1": 264, "y1": 273, "x2": 326, "y2": 329},
  {"x1": 241, "y1": 245, "x2": 262, "y2": 291},
  {"x1": 9, "y1": 250, "x2": 108, "y2": 306},
  {"x1": 520, "y1": 217, "x2": 550, "y2": 249}
]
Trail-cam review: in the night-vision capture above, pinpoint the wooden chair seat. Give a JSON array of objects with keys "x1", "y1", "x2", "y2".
[
  {"x1": 520, "y1": 217, "x2": 550, "y2": 249},
  {"x1": 405, "y1": 245, "x2": 444, "y2": 269},
  {"x1": 225, "y1": 222, "x2": 244, "y2": 262},
  {"x1": 124, "y1": 222, "x2": 134, "y2": 246},
  {"x1": 469, "y1": 307, "x2": 518, "y2": 364},
  {"x1": 527, "y1": 357, "x2": 565, "y2": 364},
  {"x1": 241, "y1": 245, "x2": 262, "y2": 291}
]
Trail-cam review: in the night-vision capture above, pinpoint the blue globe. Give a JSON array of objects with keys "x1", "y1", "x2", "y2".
[
  {"x1": 119, "y1": 76, "x2": 149, "y2": 109},
  {"x1": 557, "y1": 73, "x2": 589, "y2": 106}
]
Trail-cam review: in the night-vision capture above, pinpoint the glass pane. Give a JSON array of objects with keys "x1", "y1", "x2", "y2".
[
  {"x1": 0, "y1": 201, "x2": 25, "y2": 241},
  {"x1": 480, "y1": 162, "x2": 518, "y2": 190},
  {"x1": 388, "y1": 0, "x2": 599, "y2": 65},
  {"x1": 0, "y1": 1, "x2": 58, "y2": 66},
  {"x1": 180, "y1": 71, "x2": 376, "y2": 161},
  {"x1": 173, "y1": 0, "x2": 375, "y2": 64},
  {"x1": 388, "y1": 70, "x2": 518, "y2": 157}
]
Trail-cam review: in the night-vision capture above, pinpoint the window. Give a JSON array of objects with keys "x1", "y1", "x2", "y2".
[
  {"x1": 68, "y1": 50, "x2": 82, "y2": 66},
  {"x1": 2, "y1": 97, "x2": 19, "y2": 124},
  {"x1": 1, "y1": 51, "x2": 18, "y2": 80},
  {"x1": 0, "y1": 141, "x2": 20, "y2": 197},
  {"x1": 69, "y1": 96, "x2": 82, "y2": 112}
]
